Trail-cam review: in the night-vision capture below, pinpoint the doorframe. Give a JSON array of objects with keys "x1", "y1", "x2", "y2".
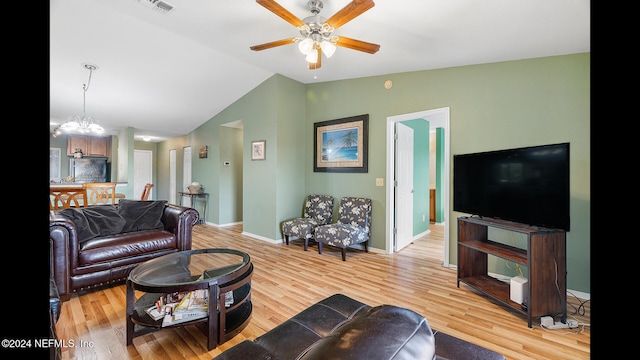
[{"x1": 386, "y1": 107, "x2": 450, "y2": 266}]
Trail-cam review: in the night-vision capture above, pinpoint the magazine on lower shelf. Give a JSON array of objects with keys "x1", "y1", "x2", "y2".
[
  {"x1": 145, "y1": 289, "x2": 235, "y2": 326},
  {"x1": 145, "y1": 305, "x2": 165, "y2": 321},
  {"x1": 162, "y1": 289, "x2": 209, "y2": 327}
]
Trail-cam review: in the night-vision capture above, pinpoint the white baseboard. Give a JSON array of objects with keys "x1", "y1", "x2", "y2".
[
  {"x1": 201, "y1": 220, "x2": 243, "y2": 227},
  {"x1": 241, "y1": 231, "x2": 281, "y2": 244}
]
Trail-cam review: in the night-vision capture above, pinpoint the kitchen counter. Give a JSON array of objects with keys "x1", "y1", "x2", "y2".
[
  {"x1": 50, "y1": 182, "x2": 128, "y2": 187},
  {"x1": 50, "y1": 183, "x2": 84, "y2": 188},
  {"x1": 50, "y1": 183, "x2": 127, "y2": 204}
]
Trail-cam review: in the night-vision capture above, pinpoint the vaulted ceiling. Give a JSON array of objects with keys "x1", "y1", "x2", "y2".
[{"x1": 50, "y1": 0, "x2": 590, "y2": 142}]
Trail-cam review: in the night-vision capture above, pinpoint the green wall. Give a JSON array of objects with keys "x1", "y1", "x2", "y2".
[
  {"x1": 154, "y1": 75, "x2": 306, "y2": 235},
  {"x1": 84, "y1": 53, "x2": 589, "y2": 294},
  {"x1": 302, "y1": 54, "x2": 589, "y2": 293}
]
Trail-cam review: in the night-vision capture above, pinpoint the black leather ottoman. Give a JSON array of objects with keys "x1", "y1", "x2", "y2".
[{"x1": 213, "y1": 294, "x2": 506, "y2": 360}]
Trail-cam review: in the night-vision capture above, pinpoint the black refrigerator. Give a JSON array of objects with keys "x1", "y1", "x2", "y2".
[{"x1": 69, "y1": 158, "x2": 108, "y2": 183}]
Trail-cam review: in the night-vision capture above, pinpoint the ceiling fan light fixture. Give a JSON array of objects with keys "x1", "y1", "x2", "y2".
[
  {"x1": 298, "y1": 37, "x2": 314, "y2": 55},
  {"x1": 305, "y1": 48, "x2": 318, "y2": 63},
  {"x1": 320, "y1": 40, "x2": 336, "y2": 58},
  {"x1": 252, "y1": 0, "x2": 379, "y2": 71}
]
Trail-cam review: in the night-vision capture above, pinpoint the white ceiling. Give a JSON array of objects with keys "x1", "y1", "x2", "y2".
[{"x1": 50, "y1": 0, "x2": 590, "y2": 142}]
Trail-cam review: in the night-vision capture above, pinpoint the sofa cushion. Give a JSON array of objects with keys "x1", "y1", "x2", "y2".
[
  {"x1": 253, "y1": 294, "x2": 370, "y2": 360},
  {"x1": 58, "y1": 205, "x2": 126, "y2": 243},
  {"x1": 299, "y1": 304, "x2": 436, "y2": 360},
  {"x1": 78, "y1": 229, "x2": 178, "y2": 267},
  {"x1": 118, "y1": 200, "x2": 167, "y2": 233}
]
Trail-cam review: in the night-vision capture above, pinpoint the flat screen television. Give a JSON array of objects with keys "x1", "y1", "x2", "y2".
[{"x1": 453, "y1": 143, "x2": 570, "y2": 231}]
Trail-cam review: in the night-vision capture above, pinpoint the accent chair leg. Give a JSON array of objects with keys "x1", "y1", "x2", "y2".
[
  {"x1": 285, "y1": 235, "x2": 289, "y2": 245},
  {"x1": 341, "y1": 248, "x2": 347, "y2": 261},
  {"x1": 304, "y1": 237, "x2": 309, "y2": 251},
  {"x1": 318, "y1": 242, "x2": 323, "y2": 254}
]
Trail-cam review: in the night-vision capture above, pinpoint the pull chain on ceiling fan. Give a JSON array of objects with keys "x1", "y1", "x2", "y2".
[{"x1": 250, "y1": 0, "x2": 380, "y2": 70}]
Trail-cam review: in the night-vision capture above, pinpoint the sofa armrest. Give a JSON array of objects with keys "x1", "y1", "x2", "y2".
[
  {"x1": 49, "y1": 211, "x2": 78, "y2": 298},
  {"x1": 161, "y1": 204, "x2": 199, "y2": 251}
]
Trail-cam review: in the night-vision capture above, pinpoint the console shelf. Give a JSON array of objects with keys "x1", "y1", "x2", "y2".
[{"x1": 457, "y1": 216, "x2": 566, "y2": 327}]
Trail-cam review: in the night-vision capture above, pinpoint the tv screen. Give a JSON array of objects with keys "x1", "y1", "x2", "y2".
[{"x1": 453, "y1": 143, "x2": 570, "y2": 231}]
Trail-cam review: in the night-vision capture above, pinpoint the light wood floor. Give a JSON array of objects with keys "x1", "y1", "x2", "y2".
[{"x1": 56, "y1": 223, "x2": 590, "y2": 360}]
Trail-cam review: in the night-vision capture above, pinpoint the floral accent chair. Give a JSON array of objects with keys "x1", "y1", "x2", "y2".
[
  {"x1": 315, "y1": 197, "x2": 372, "y2": 261},
  {"x1": 281, "y1": 195, "x2": 334, "y2": 251}
]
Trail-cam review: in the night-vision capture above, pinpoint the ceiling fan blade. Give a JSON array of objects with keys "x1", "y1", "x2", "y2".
[
  {"x1": 325, "y1": 0, "x2": 375, "y2": 30},
  {"x1": 335, "y1": 36, "x2": 380, "y2": 54},
  {"x1": 256, "y1": 0, "x2": 305, "y2": 27},
  {"x1": 250, "y1": 38, "x2": 297, "y2": 51},
  {"x1": 308, "y1": 47, "x2": 322, "y2": 70}
]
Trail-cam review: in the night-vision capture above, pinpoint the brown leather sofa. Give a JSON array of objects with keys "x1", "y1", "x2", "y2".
[
  {"x1": 49, "y1": 201, "x2": 199, "y2": 299},
  {"x1": 213, "y1": 293, "x2": 506, "y2": 360}
]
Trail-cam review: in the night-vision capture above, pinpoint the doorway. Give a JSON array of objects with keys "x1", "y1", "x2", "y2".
[
  {"x1": 169, "y1": 149, "x2": 176, "y2": 204},
  {"x1": 182, "y1": 146, "x2": 193, "y2": 207},
  {"x1": 133, "y1": 150, "x2": 153, "y2": 199},
  {"x1": 386, "y1": 107, "x2": 450, "y2": 266},
  {"x1": 220, "y1": 120, "x2": 244, "y2": 225}
]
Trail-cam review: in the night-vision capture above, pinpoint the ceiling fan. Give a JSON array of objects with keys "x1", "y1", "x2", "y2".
[{"x1": 250, "y1": 0, "x2": 380, "y2": 70}]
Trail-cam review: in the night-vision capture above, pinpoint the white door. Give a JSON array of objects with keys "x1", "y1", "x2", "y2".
[
  {"x1": 170, "y1": 149, "x2": 176, "y2": 204},
  {"x1": 133, "y1": 150, "x2": 152, "y2": 199},
  {"x1": 395, "y1": 122, "x2": 414, "y2": 252},
  {"x1": 182, "y1": 146, "x2": 192, "y2": 207}
]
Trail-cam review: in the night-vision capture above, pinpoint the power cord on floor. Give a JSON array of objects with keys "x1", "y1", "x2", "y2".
[
  {"x1": 566, "y1": 290, "x2": 590, "y2": 317},
  {"x1": 538, "y1": 291, "x2": 590, "y2": 334}
]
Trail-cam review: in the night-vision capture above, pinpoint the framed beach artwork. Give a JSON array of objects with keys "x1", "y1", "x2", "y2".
[{"x1": 314, "y1": 114, "x2": 369, "y2": 173}]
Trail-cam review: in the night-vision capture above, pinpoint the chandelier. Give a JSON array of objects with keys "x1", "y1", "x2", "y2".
[{"x1": 60, "y1": 63, "x2": 105, "y2": 134}]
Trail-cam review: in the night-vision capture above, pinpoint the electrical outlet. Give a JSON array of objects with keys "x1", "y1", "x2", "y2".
[
  {"x1": 422, "y1": 214, "x2": 426, "y2": 222},
  {"x1": 375, "y1": 178, "x2": 384, "y2": 186}
]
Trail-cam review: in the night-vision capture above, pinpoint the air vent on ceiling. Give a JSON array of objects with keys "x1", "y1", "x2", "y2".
[{"x1": 138, "y1": 0, "x2": 174, "y2": 13}]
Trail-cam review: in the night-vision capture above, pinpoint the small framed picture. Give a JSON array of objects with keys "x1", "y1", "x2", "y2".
[
  {"x1": 199, "y1": 145, "x2": 208, "y2": 158},
  {"x1": 251, "y1": 140, "x2": 266, "y2": 160}
]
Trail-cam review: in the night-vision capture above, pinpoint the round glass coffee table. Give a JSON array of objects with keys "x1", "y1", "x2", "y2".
[{"x1": 125, "y1": 248, "x2": 253, "y2": 350}]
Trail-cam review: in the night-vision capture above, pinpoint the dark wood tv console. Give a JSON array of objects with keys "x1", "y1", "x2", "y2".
[{"x1": 457, "y1": 216, "x2": 566, "y2": 327}]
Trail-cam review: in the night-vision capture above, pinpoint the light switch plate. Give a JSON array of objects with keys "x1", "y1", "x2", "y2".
[{"x1": 376, "y1": 178, "x2": 384, "y2": 186}]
